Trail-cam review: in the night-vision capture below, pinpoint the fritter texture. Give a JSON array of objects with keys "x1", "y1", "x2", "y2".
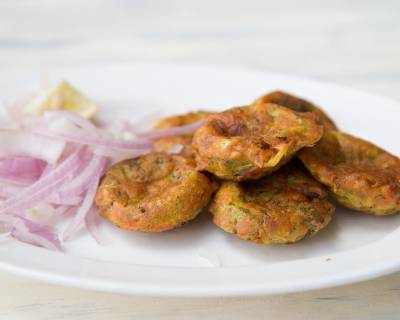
[
  {"x1": 95, "y1": 152, "x2": 215, "y2": 232},
  {"x1": 153, "y1": 111, "x2": 212, "y2": 158},
  {"x1": 209, "y1": 161, "x2": 335, "y2": 244},
  {"x1": 253, "y1": 91, "x2": 337, "y2": 131},
  {"x1": 192, "y1": 103, "x2": 323, "y2": 181},
  {"x1": 299, "y1": 131, "x2": 400, "y2": 215}
]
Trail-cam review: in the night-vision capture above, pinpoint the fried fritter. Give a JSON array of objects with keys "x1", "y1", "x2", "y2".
[
  {"x1": 209, "y1": 161, "x2": 335, "y2": 244},
  {"x1": 153, "y1": 111, "x2": 211, "y2": 158},
  {"x1": 253, "y1": 91, "x2": 337, "y2": 131},
  {"x1": 95, "y1": 152, "x2": 215, "y2": 232},
  {"x1": 192, "y1": 103, "x2": 323, "y2": 181},
  {"x1": 298, "y1": 131, "x2": 400, "y2": 215}
]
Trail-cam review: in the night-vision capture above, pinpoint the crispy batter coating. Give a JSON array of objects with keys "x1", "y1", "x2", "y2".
[
  {"x1": 192, "y1": 103, "x2": 323, "y2": 181},
  {"x1": 95, "y1": 152, "x2": 215, "y2": 232},
  {"x1": 209, "y1": 161, "x2": 335, "y2": 244},
  {"x1": 153, "y1": 111, "x2": 212, "y2": 158},
  {"x1": 253, "y1": 91, "x2": 337, "y2": 131},
  {"x1": 299, "y1": 131, "x2": 400, "y2": 215}
]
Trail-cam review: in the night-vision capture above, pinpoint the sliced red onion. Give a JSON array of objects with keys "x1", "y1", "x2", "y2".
[
  {"x1": 26, "y1": 203, "x2": 76, "y2": 226},
  {"x1": 0, "y1": 148, "x2": 87, "y2": 213},
  {"x1": 40, "y1": 163, "x2": 54, "y2": 178},
  {"x1": 136, "y1": 120, "x2": 204, "y2": 139},
  {"x1": 38, "y1": 115, "x2": 153, "y2": 149},
  {"x1": 125, "y1": 111, "x2": 161, "y2": 132},
  {"x1": 11, "y1": 216, "x2": 62, "y2": 251},
  {"x1": 97, "y1": 119, "x2": 134, "y2": 138},
  {"x1": 0, "y1": 130, "x2": 65, "y2": 164},
  {"x1": 48, "y1": 195, "x2": 83, "y2": 206},
  {"x1": 93, "y1": 147, "x2": 148, "y2": 163},
  {"x1": 0, "y1": 213, "x2": 62, "y2": 250},
  {"x1": 0, "y1": 213, "x2": 15, "y2": 225},
  {"x1": 63, "y1": 175, "x2": 101, "y2": 241},
  {"x1": 6, "y1": 175, "x2": 67, "y2": 211},
  {"x1": 0, "y1": 156, "x2": 46, "y2": 174},
  {"x1": 0, "y1": 176, "x2": 32, "y2": 186},
  {"x1": 53, "y1": 154, "x2": 107, "y2": 199},
  {"x1": 0, "y1": 183, "x2": 82, "y2": 206},
  {"x1": 25, "y1": 202, "x2": 57, "y2": 226},
  {"x1": 0, "y1": 110, "x2": 159, "y2": 250},
  {"x1": 32, "y1": 126, "x2": 153, "y2": 150},
  {"x1": 0, "y1": 156, "x2": 46, "y2": 185},
  {"x1": 0, "y1": 183, "x2": 21, "y2": 199},
  {"x1": 96, "y1": 112, "x2": 159, "y2": 134},
  {"x1": 60, "y1": 206, "x2": 78, "y2": 217},
  {"x1": 54, "y1": 205, "x2": 75, "y2": 216},
  {"x1": 85, "y1": 207, "x2": 109, "y2": 246}
]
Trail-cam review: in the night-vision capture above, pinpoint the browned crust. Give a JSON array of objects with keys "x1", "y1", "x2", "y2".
[
  {"x1": 192, "y1": 103, "x2": 323, "y2": 181},
  {"x1": 299, "y1": 131, "x2": 400, "y2": 215},
  {"x1": 95, "y1": 152, "x2": 216, "y2": 232},
  {"x1": 209, "y1": 161, "x2": 335, "y2": 244},
  {"x1": 253, "y1": 91, "x2": 337, "y2": 131}
]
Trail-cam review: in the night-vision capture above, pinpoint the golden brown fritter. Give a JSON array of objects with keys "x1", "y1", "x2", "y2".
[
  {"x1": 253, "y1": 91, "x2": 337, "y2": 131},
  {"x1": 95, "y1": 152, "x2": 215, "y2": 232},
  {"x1": 153, "y1": 111, "x2": 212, "y2": 158},
  {"x1": 209, "y1": 161, "x2": 335, "y2": 244},
  {"x1": 298, "y1": 131, "x2": 400, "y2": 215},
  {"x1": 192, "y1": 103, "x2": 323, "y2": 181}
]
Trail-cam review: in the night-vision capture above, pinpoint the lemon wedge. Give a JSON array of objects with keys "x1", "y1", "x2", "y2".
[{"x1": 23, "y1": 80, "x2": 98, "y2": 119}]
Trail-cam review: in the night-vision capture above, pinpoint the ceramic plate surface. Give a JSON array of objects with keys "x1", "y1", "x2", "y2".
[{"x1": 0, "y1": 64, "x2": 400, "y2": 297}]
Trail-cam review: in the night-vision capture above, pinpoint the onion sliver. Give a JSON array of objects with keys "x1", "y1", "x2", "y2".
[
  {"x1": 12, "y1": 217, "x2": 62, "y2": 250},
  {"x1": 0, "y1": 148, "x2": 87, "y2": 213},
  {"x1": 0, "y1": 214, "x2": 61, "y2": 250},
  {"x1": 0, "y1": 109, "x2": 158, "y2": 250},
  {"x1": 54, "y1": 154, "x2": 108, "y2": 199},
  {"x1": 136, "y1": 119, "x2": 204, "y2": 139},
  {"x1": 48, "y1": 195, "x2": 83, "y2": 206},
  {"x1": 0, "y1": 130, "x2": 65, "y2": 164},
  {"x1": 0, "y1": 156, "x2": 46, "y2": 185},
  {"x1": 25, "y1": 203, "x2": 57, "y2": 225},
  {"x1": 0, "y1": 183, "x2": 82, "y2": 206},
  {"x1": 32, "y1": 127, "x2": 153, "y2": 150},
  {"x1": 0, "y1": 183, "x2": 23, "y2": 199},
  {"x1": 63, "y1": 175, "x2": 101, "y2": 241},
  {"x1": 40, "y1": 163, "x2": 54, "y2": 178},
  {"x1": 93, "y1": 147, "x2": 148, "y2": 163},
  {"x1": 85, "y1": 208, "x2": 109, "y2": 245}
]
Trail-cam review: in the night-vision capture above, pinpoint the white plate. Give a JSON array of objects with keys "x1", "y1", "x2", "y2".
[{"x1": 1, "y1": 63, "x2": 400, "y2": 297}]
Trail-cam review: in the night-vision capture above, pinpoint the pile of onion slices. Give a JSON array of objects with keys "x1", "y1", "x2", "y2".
[{"x1": 0, "y1": 107, "x2": 203, "y2": 251}]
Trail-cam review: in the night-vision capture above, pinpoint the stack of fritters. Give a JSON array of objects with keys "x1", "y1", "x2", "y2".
[{"x1": 95, "y1": 91, "x2": 400, "y2": 244}]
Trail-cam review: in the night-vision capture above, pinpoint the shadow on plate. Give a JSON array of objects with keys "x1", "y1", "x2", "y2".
[
  {"x1": 93, "y1": 205, "x2": 400, "y2": 267},
  {"x1": 218, "y1": 205, "x2": 400, "y2": 264},
  {"x1": 104, "y1": 209, "x2": 216, "y2": 251}
]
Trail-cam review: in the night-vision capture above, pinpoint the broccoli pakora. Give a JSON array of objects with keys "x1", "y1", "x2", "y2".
[
  {"x1": 95, "y1": 152, "x2": 215, "y2": 232},
  {"x1": 253, "y1": 91, "x2": 337, "y2": 131},
  {"x1": 153, "y1": 111, "x2": 211, "y2": 158},
  {"x1": 299, "y1": 131, "x2": 400, "y2": 215},
  {"x1": 192, "y1": 103, "x2": 323, "y2": 181},
  {"x1": 209, "y1": 161, "x2": 335, "y2": 244}
]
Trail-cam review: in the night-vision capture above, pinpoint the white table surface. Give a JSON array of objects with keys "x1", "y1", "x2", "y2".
[{"x1": 1, "y1": 0, "x2": 400, "y2": 319}]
